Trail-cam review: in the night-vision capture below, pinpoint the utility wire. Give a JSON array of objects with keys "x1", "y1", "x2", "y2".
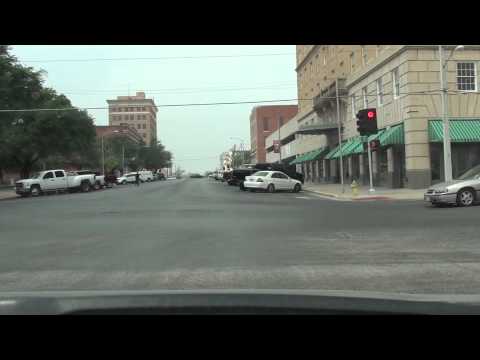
[
  {"x1": 19, "y1": 53, "x2": 295, "y2": 63},
  {"x1": 0, "y1": 90, "x2": 473, "y2": 113}
]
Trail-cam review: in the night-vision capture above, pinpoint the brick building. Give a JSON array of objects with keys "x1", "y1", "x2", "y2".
[
  {"x1": 291, "y1": 45, "x2": 480, "y2": 189},
  {"x1": 106, "y1": 92, "x2": 158, "y2": 146},
  {"x1": 249, "y1": 105, "x2": 298, "y2": 163}
]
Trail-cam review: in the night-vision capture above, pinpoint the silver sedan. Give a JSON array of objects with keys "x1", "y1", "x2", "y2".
[{"x1": 424, "y1": 164, "x2": 480, "y2": 207}]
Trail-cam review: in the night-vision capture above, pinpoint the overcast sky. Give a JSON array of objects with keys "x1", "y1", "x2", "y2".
[{"x1": 11, "y1": 45, "x2": 297, "y2": 173}]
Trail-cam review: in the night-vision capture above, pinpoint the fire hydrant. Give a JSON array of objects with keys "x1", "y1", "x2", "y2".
[{"x1": 351, "y1": 180, "x2": 359, "y2": 197}]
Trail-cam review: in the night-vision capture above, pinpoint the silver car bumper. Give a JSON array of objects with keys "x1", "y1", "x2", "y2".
[{"x1": 424, "y1": 193, "x2": 457, "y2": 204}]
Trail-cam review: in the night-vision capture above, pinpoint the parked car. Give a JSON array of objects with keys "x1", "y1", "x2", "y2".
[
  {"x1": 76, "y1": 170, "x2": 105, "y2": 190},
  {"x1": 15, "y1": 169, "x2": 95, "y2": 197},
  {"x1": 243, "y1": 171, "x2": 302, "y2": 193},
  {"x1": 116, "y1": 173, "x2": 137, "y2": 185},
  {"x1": 153, "y1": 171, "x2": 166, "y2": 181},
  {"x1": 104, "y1": 174, "x2": 117, "y2": 187},
  {"x1": 231, "y1": 163, "x2": 304, "y2": 191},
  {"x1": 424, "y1": 164, "x2": 480, "y2": 207},
  {"x1": 139, "y1": 171, "x2": 154, "y2": 182}
]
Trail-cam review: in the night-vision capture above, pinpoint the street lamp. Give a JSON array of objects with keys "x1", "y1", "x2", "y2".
[
  {"x1": 230, "y1": 137, "x2": 245, "y2": 166},
  {"x1": 439, "y1": 45, "x2": 464, "y2": 182}
]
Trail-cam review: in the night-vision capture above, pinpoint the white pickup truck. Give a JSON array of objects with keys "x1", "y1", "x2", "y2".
[
  {"x1": 15, "y1": 169, "x2": 96, "y2": 197},
  {"x1": 75, "y1": 170, "x2": 106, "y2": 190}
]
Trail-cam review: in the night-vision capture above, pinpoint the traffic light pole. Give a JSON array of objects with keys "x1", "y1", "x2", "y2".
[
  {"x1": 367, "y1": 140, "x2": 375, "y2": 193},
  {"x1": 335, "y1": 79, "x2": 345, "y2": 193}
]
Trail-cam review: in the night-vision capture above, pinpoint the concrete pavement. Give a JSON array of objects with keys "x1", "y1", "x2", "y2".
[
  {"x1": 0, "y1": 177, "x2": 479, "y2": 294},
  {"x1": 303, "y1": 183, "x2": 427, "y2": 201}
]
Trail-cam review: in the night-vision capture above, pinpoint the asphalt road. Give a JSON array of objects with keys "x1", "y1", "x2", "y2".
[{"x1": 0, "y1": 178, "x2": 479, "y2": 294}]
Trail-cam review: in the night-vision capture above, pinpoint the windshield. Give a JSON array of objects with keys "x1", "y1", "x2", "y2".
[
  {"x1": 31, "y1": 172, "x2": 42, "y2": 179},
  {"x1": 3, "y1": 44, "x2": 480, "y2": 304},
  {"x1": 457, "y1": 164, "x2": 480, "y2": 180},
  {"x1": 252, "y1": 172, "x2": 269, "y2": 177}
]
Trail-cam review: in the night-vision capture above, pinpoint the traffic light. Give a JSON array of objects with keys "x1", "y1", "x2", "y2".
[{"x1": 356, "y1": 108, "x2": 378, "y2": 136}]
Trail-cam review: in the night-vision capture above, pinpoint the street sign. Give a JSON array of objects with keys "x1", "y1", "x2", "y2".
[{"x1": 273, "y1": 140, "x2": 280, "y2": 153}]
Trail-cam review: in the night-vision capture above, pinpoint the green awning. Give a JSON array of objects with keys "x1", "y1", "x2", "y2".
[
  {"x1": 429, "y1": 119, "x2": 480, "y2": 142},
  {"x1": 290, "y1": 147, "x2": 329, "y2": 165},
  {"x1": 289, "y1": 152, "x2": 309, "y2": 165},
  {"x1": 330, "y1": 138, "x2": 361, "y2": 159},
  {"x1": 289, "y1": 154, "x2": 304, "y2": 165},
  {"x1": 303, "y1": 147, "x2": 329, "y2": 161},
  {"x1": 324, "y1": 144, "x2": 341, "y2": 160},
  {"x1": 378, "y1": 124, "x2": 404, "y2": 145}
]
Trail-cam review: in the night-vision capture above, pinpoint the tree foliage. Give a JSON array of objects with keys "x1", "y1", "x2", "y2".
[{"x1": 0, "y1": 46, "x2": 96, "y2": 178}]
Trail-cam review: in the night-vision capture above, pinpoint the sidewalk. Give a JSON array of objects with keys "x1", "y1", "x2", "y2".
[
  {"x1": 303, "y1": 183, "x2": 426, "y2": 201},
  {"x1": 0, "y1": 187, "x2": 18, "y2": 201}
]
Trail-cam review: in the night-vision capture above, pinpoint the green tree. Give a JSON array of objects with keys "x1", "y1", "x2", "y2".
[
  {"x1": 137, "y1": 141, "x2": 172, "y2": 170},
  {"x1": 0, "y1": 47, "x2": 96, "y2": 178}
]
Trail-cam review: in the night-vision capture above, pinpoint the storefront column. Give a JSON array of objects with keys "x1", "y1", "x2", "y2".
[
  {"x1": 322, "y1": 159, "x2": 328, "y2": 181},
  {"x1": 387, "y1": 147, "x2": 395, "y2": 188},
  {"x1": 359, "y1": 154, "x2": 367, "y2": 185},
  {"x1": 347, "y1": 157, "x2": 353, "y2": 184},
  {"x1": 372, "y1": 151, "x2": 379, "y2": 186},
  {"x1": 330, "y1": 159, "x2": 338, "y2": 183},
  {"x1": 308, "y1": 161, "x2": 315, "y2": 183}
]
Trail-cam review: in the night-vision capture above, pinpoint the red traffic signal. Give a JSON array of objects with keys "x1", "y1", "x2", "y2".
[{"x1": 356, "y1": 108, "x2": 378, "y2": 136}]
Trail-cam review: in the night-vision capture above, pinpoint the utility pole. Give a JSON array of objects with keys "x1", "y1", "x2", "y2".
[
  {"x1": 278, "y1": 114, "x2": 282, "y2": 164},
  {"x1": 335, "y1": 79, "x2": 345, "y2": 193},
  {"x1": 439, "y1": 45, "x2": 452, "y2": 182},
  {"x1": 122, "y1": 144, "x2": 125, "y2": 174},
  {"x1": 101, "y1": 135, "x2": 105, "y2": 176},
  {"x1": 367, "y1": 139, "x2": 375, "y2": 193}
]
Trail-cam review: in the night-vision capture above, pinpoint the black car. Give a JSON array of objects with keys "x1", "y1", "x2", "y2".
[{"x1": 190, "y1": 173, "x2": 204, "y2": 178}]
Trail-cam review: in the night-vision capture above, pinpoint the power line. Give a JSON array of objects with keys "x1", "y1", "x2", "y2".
[
  {"x1": 61, "y1": 84, "x2": 297, "y2": 95},
  {"x1": 0, "y1": 90, "x2": 474, "y2": 113},
  {"x1": 20, "y1": 53, "x2": 295, "y2": 63},
  {"x1": 0, "y1": 98, "x2": 300, "y2": 113}
]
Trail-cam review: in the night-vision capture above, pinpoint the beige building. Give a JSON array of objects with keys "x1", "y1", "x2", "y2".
[
  {"x1": 107, "y1": 92, "x2": 158, "y2": 146},
  {"x1": 290, "y1": 45, "x2": 480, "y2": 189}
]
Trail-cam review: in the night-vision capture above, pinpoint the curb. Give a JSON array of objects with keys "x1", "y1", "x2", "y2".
[
  {"x1": 352, "y1": 196, "x2": 393, "y2": 201},
  {"x1": 304, "y1": 189, "x2": 401, "y2": 201},
  {"x1": 303, "y1": 189, "x2": 340, "y2": 199}
]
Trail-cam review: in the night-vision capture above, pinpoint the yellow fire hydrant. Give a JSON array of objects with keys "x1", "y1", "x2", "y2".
[{"x1": 351, "y1": 180, "x2": 359, "y2": 197}]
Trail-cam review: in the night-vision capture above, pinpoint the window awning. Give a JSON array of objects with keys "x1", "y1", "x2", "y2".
[
  {"x1": 378, "y1": 124, "x2": 404, "y2": 145},
  {"x1": 324, "y1": 124, "x2": 405, "y2": 161},
  {"x1": 303, "y1": 147, "x2": 329, "y2": 161},
  {"x1": 429, "y1": 119, "x2": 480, "y2": 142},
  {"x1": 327, "y1": 138, "x2": 361, "y2": 159},
  {"x1": 289, "y1": 153, "x2": 308, "y2": 165},
  {"x1": 289, "y1": 147, "x2": 329, "y2": 165}
]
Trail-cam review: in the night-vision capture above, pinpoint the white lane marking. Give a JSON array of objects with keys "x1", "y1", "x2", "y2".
[{"x1": 295, "y1": 196, "x2": 311, "y2": 200}]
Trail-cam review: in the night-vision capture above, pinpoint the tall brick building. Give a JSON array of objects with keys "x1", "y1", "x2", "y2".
[
  {"x1": 250, "y1": 105, "x2": 298, "y2": 163},
  {"x1": 107, "y1": 92, "x2": 158, "y2": 146}
]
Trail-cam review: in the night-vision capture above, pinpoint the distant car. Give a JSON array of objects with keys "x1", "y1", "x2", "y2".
[
  {"x1": 424, "y1": 164, "x2": 480, "y2": 207},
  {"x1": 190, "y1": 173, "x2": 203, "y2": 178},
  {"x1": 116, "y1": 173, "x2": 137, "y2": 185},
  {"x1": 243, "y1": 171, "x2": 302, "y2": 193}
]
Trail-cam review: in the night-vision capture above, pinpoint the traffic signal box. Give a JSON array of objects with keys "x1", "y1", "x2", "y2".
[{"x1": 356, "y1": 108, "x2": 378, "y2": 136}]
